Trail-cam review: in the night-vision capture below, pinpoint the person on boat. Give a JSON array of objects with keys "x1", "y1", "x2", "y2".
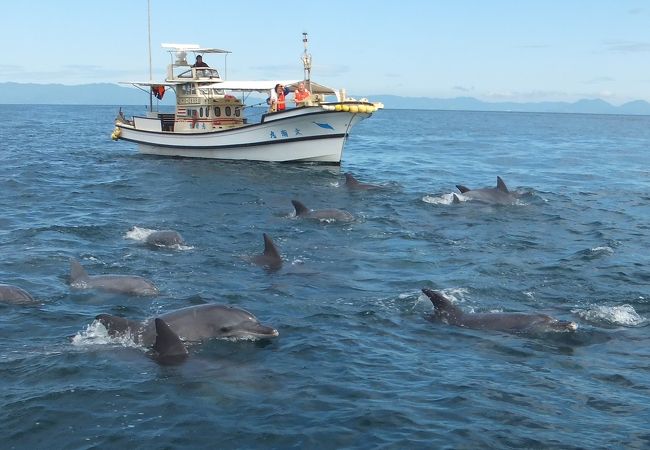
[
  {"x1": 268, "y1": 84, "x2": 289, "y2": 112},
  {"x1": 192, "y1": 55, "x2": 209, "y2": 68},
  {"x1": 293, "y1": 82, "x2": 311, "y2": 106}
]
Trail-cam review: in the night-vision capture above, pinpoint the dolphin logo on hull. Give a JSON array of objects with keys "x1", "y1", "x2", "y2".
[
  {"x1": 69, "y1": 259, "x2": 159, "y2": 296},
  {"x1": 422, "y1": 288, "x2": 577, "y2": 333}
]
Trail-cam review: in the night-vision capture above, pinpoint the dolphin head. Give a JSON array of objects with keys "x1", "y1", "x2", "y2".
[{"x1": 214, "y1": 306, "x2": 279, "y2": 339}]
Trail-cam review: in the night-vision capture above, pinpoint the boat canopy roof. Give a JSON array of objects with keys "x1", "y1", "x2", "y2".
[
  {"x1": 206, "y1": 80, "x2": 336, "y2": 94},
  {"x1": 161, "y1": 43, "x2": 230, "y2": 54}
]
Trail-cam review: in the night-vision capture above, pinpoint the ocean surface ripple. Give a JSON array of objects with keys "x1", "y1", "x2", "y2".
[{"x1": 1, "y1": 105, "x2": 649, "y2": 448}]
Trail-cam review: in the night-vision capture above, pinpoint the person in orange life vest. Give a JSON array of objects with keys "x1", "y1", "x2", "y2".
[
  {"x1": 293, "y1": 82, "x2": 311, "y2": 106},
  {"x1": 268, "y1": 84, "x2": 289, "y2": 112},
  {"x1": 192, "y1": 55, "x2": 209, "y2": 68}
]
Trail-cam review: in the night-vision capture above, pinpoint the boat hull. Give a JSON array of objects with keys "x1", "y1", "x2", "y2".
[{"x1": 115, "y1": 107, "x2": 371, "y2": 163}]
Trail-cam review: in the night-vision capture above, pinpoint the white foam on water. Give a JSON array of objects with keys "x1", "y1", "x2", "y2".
[
  {"x1": 422, "y1": 193, "x2": 463, "y2": 205},
  {"x1": 574, "y1": 304, "x2": 646, "y2": 327},
  {"x1": 125, "y1": 226, "x2": 155, "y2": 242},
  {"x1": 71, "y1": 320, "x2": 141, "y2": 349}
]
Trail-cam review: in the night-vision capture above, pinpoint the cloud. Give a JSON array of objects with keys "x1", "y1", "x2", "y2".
[
  {"x1": 583, "y1": 76, "x2": 615, "y2": 84},
  {"x1": 452, "y1": 85, "x2": 474, "y2": 92},
  {"x1": 604, "y1": 40, "x2": 650, "y2": 53}
]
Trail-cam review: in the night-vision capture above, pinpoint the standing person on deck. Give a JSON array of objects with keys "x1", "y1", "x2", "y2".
[
  {"x1": 192, "y1": 55, "x2": 208, "y2": 68},
  {"x1": 293, "y1": 82, "x2": 311, "y2": 106},
  {"x1": 268, "y1": 84, "x2": 288, "y2": 112}
]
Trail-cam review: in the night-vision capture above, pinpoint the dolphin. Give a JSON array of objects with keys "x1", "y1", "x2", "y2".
[
  {"x1": 250, "y1": 233, "x2": 283, "y2": 271},
  {"x1": 344, "y1": 173, "x2": 382, "y2": 190},
  {"x1": 0, "y1": 283, "x2": 37, "y2": 305},
  {"x1": 145, "y1": 230, "x2": 185, "y2": 248},
  {"x1": 291, "y1": 199, "x2": 354, "y2": 222},
  {"x1": 95, "y1": 304, "x2": 279, "y2": 363},
  {"x1": 422, "y1": 288, "x2": 577, "y2": 333},
  {"x1": 69, "y1": 259, "x2": 159, "y2": 296},
  {"x1": 455, "y1": 176, "x2": 519, "y2": 205}
]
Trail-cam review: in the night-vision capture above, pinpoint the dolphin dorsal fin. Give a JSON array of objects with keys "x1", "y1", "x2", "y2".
[
  {"x1": 70, "y1": 259, "x2": 89, "y2": 282},
  {"x1": 496, "y1": 176, "x2": 509, "y2": 192},
  {"x1": 262, "y1": 233, "x2": 281, "y2": 260},
  {"x1": 153, "y1": 318, "x2": 188, "y2": 365},
  {"x1": 345, "y1": 173, "x2": 359, "y2": 186},
  {"x1": 422, "y1": 289, "x2": 463, "y2": 316},
  {"x1": 291, "y1": 200, "x2": 310, "y2": 216},
  {"x1": 452, "y1": 193, "x2": 461, "y2": 204},
  {"x1": 456, "y1": 184, "x2": 470, "y2": 194}
]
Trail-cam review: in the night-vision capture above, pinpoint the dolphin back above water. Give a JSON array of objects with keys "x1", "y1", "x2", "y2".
[
  {"x1": 422, "y1": 288, "x2": 577, "y2": 333},
  {"x1": 0, "y1": 283, "x2": 36, "y2": 305},
  {"x1": 291, "y1": 199, "x2": 354, "y2": 222},
  {"x1": 96, "y1": 303, "x2": 279, "y2": 364},
  {"x1": 145, "y1": 230, "x2": 185, "y2": 248},
  {"x1": 344, "y1": 173, "x2": 382, "y2": 190},
  {"x1": 455, "y1": 176, "x2": 519, "y2": 205},
  {"x1": 69, "y1": 259, "x2": 159, "y2": 296}
]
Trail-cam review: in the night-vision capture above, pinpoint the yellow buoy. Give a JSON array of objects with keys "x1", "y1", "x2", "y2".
[
  {"x1": 342, "y1": 105, "x2": 350, "y2": 112},
  {"x1": 335, "y1": 104, "x2": 342, "y2": 112},
  {"x1": 349, "y1": 105, "x2": 358, "y2": 113}
]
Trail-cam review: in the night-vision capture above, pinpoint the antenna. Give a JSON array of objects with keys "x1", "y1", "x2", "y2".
[
  {"x1": 147, "y1": 0, "x2": 153, "y2": 112},
  {"x1": 301, "y1": 32, "x2": 312, "y2": 92}
]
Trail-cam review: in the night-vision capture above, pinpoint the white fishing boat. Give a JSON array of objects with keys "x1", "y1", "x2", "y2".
[{"x1": 111, "y1": 34, "x2": 382, "y2": 163}]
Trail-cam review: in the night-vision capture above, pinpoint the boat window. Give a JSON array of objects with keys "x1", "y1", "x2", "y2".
[
  {"x1": 200, "y1": 107, "x2": 204, "y2": 118},
  {"x1": 215, "y1": 106, "x2": 221, "y2": 116},
  {"x1": 225, "y1": 106, "x2": 232, "y2": 116},
  {"x1": 235, "y1": 108, "x2": 241, "y2": 117}
]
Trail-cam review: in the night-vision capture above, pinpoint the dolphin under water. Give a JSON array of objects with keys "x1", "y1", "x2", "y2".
[
  {"x1": 0, "y1": 283, "x2": 37, "y2": 305},
  {"x1": 291, "y1": 199, "x2": 354, "y2": 222},
  {"x1": 250, "y1": 233, "x2": 283, "y2": 271},
  {"x1": 145, "y1": 230, "x2": 185, "y2": 248},
  {"x1": 69, "y1": 259, "x2": 159, "y2": 296},
  {"x1": 422, "y1": 288, "x2": 577, "y2": 333},
  {"x1": 455, "y1": 176, "x2": 519, "y2": 205},
  {"x1": 344, "y1": 173, "x2": 383, "y2": 190},
  {"x1": 96, "y1": 304, "x2": 279, "y2": 364}
]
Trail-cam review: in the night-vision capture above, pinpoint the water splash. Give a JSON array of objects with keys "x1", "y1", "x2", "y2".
[{"x1": 574, "y1": 304, "x2": 646, "y2": 327}]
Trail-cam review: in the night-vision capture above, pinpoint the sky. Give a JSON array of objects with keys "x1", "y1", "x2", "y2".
[{"x1": 2, "y1": 0, "x2": 650, "y2": 104}]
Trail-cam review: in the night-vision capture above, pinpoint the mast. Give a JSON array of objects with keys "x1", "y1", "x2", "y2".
[
  {"x1": 301, "y1": 32, "x2": 312, "y2": 92},
  {"x1": 147, "y1": 0, "x2": 153, "y2": 112}
]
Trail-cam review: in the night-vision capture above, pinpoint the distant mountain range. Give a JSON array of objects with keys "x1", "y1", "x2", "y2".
[{"x1": 1, "y1": 82, "x2": 650, "y2": 115}]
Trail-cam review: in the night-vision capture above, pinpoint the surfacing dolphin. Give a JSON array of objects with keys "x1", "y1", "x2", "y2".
[
  {"x1": 0, "y1": 283, "x2": 37, "y2": 305},
  {"x1": 145, "y1": 230, "x2": 185, "y2": 248},
  {"x1": 422, "y1": 288, "x2": 577, "y2": 333},
  {"x1": 455, "y1": 176, "x2": 519, "y2": 205},
  {"x1": 250, "y1": 233, "x2": 283, "y2": 271},
  {"x1": 344, "y1": 173, "x2": 383, "y2": 190},
  {"x1": 291, "y1": 199, "x2": 354, "y2": 222},
  {"x1": 69, "y1": 259, "x2": 159, "y2": 296},
  {"x1": 96, "y1": 304, "x2": 279, "y2": 364}
]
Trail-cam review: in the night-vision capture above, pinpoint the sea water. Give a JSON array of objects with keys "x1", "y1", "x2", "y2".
[{"x1": 0, "y1": 105, "x2": 648, "y2": 449}]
